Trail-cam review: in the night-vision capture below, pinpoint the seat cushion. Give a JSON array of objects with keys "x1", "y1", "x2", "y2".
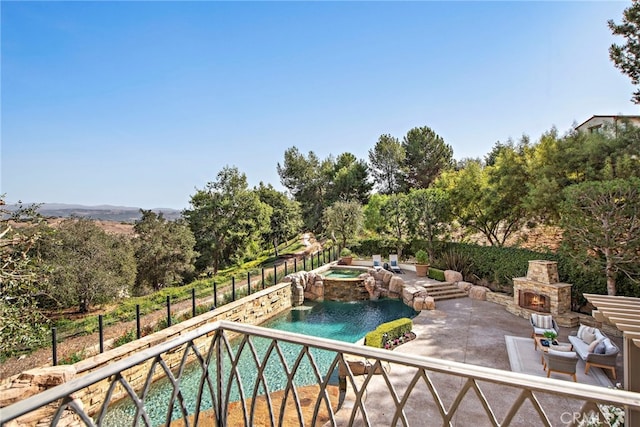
[
  {"x1": 535, "y1": 314, "x2": 553, "y2": 329},
  {"x1": 548, "y1": 349, "x2": 578, "y2": 358}
]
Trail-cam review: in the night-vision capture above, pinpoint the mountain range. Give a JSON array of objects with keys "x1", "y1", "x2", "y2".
[{"x1": 5, "y1": 203, "x2": 182, "y2": 222}]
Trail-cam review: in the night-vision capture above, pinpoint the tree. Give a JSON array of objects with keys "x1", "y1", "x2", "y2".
[
  {"x1": 0, "y1": 199, "x2": 50, "y2": 356},
  {"x1": 609, "y1": 0, "x2": 640, "y2": 104},
  {"x1": 256, "y1": 183, "x2": 303, "y2": 256},
  {"x1": 133, "y1": 210, "x2": 197, "y2": 293},
  {"x1": 323, "y1": 200, "x2": 364, "y2": 249},
  {"x1": 45, "y1": 217, "x2": 136, "y2": 312},
  {"x1": 326, "y1": 153, "x2": 373, "y2": 205},
  {"x1": 277, "y1": 147, "x2": 327, "y2": 232},
  {"x1": 184, "y1": 166, "x2": 270, "y2": 273},
  {"x1": 401, "y1": 126, "x2": 453, "y2": 190},
  {"x1": 438, "y1": 148, "x2": 528, "y2": 247},
  {"x1": 368, "y1": 134, "x2": 405, "y2": 194},
  {"x1": 560, "y1": 178, "x2": 640, "y2": 296},
  {"x1": 405, "y1": 188, "x2": 452, "y2": 261}
]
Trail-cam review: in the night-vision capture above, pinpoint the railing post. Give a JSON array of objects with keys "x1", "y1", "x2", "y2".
[
  {"x1": 166, "y1": 296, "x2": 171, "y2": 327},
  {"x1": 52, "y1": 327, "x2": 57, "y2": 366},
  {"x1": 136, "y1": 304, "x2": 141, "y2": 339},
  {"x1": 247, "y1": 272, "x2": 251, "y2": 295},
  {"x1": 99, "y1": 315, "x2": 104, "y2": 353},
  {"x1": 323, "y1": 249, "x2": 326, "y2": 264},
  {"x1": 213, "y1": 281, "x2": 217, "y2": 307},
  {"x1": 284, "y1": 261, "x2": 288, "y2": 276},
  {"x1": 317, "y1": 251, "x2": 321, "y2": 267},
  {"x1": 294, "y1": 258, "x2": 297, "y2": 272},
  {"x1": 262, "y1": 268, "x2": 265, "y2": 289},
  {"x1": 303, "y1": 256, "x2": 306, "y2": 271},
  {"x1": 273, "y1": 265, "x2": 277, "y2": 285},
  {"x1": 192, "y1": 288, "x2": 196, "y2": 318},
  {"x1": 232, "y1": 277, "x2": 236, "y2": 301}
]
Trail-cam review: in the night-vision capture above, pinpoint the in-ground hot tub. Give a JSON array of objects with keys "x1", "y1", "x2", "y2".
[{"x1": 320, "y1": 266, "x2": 371, "y2": 301}]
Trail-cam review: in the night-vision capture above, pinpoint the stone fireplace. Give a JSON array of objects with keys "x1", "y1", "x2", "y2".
[{"x1": 508, "y1": 260, "x2": 578, "y2": 327}]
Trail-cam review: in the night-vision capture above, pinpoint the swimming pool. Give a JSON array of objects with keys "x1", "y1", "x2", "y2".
[
  {"x1": 102, "y1": 299, "x2": 417, "y2": 425},
  {"x1": 321, "y1": 268, "x2": 364, "y2": 279}
]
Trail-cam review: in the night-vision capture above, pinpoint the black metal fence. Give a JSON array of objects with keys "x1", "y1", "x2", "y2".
[{"x1": 51, "y1": 248, "x2": 338, "y2": 365}]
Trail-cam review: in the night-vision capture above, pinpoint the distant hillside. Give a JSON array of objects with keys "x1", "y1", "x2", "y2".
[{"x1": 5, "y1": 203, "x2": 182, "y2": 222}]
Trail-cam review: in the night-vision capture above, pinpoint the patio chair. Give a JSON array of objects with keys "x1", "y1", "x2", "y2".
[
  {"x1": 388, "y1": 254, "x2": 402, "y2": 274},
  {"x1": 530, "y1": 313, "x2": 559, "y2": 338},
  {"x1": 372, "y1": 254, "x2": 383, "y2": 270},
  {"x1": 543, "y1": 349, "x2": 579, "y2": 382}
]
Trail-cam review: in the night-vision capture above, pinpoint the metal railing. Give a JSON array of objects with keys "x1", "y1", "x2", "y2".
[{"x1": 2, "y1": 320, "x2": 640, "y2": 426}]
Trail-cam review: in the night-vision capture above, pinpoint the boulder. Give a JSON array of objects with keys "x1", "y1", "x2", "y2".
[
  {"x1": 18, "y1": 365, "x2": 76, "y2": 387},
  {"x1": 311, "y1": 280, "x2": 324, "y2": 298},
  {"x1": 292, "y1": 284, "x2": 304, "y2": 306},
  {"x1": 457, "y1": 281, "x2": 473, "y2": 292},
  {"x1": 388, "y1": 276, "x2": 405, "y2": 294},
  {"x1": 444, "y1": 270, "x2": 463, "y2": 283},
  {"x1": 402, "y1": 286, "x2": 423, "y2": 305},
  {"x1": 469, "y1": 285, "x2": 490, "y2": 301},
  {"x1": 413, "y1": 295, "x2": 436, "y2": 311}
]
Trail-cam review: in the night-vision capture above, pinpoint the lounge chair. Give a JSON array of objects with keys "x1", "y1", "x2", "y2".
[
  {"x1": 543, "y1": 349, "x2": 579, "y2": 382},
  {"x1": 372, "y1": 255, "x2": 383, "y2": 270},
  {"x1": 388, "y1": 254, "x2": 402, "y2": 274},
  {"x1": 530, "y1": 313, "x2": 559, "y2": 338}
]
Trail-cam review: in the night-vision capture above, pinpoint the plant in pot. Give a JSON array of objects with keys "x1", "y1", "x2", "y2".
[
  {"x1": 415, "y1": 249, "x2": 430, "y2": 277},
  {"x1": 543, "y1": 331, "x2": 558, "y2": 345},
  {"x1": 340, "y1": 248, "x2": 353, "y2": 265}
]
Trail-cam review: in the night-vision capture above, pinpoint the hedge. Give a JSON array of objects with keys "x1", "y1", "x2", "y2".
[
  {"x1": 428, "y1": 267, "x2": 445, "y2": 281},
  {"x1": 365, "y1": 318, "x2": 413, "y2": 349}
]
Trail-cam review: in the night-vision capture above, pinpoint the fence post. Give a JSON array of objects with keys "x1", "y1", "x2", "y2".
[
  {"x1": 323, "y1": 250, "x2": 326, "y2": 264},
  {"x1": 192, "y1": 288, "x2": 196, "y2": 318},
  {"x1": 99, "y1": 315, "x2": 104, "y2": 353},
  {"x1": 294, "y1": 258, "x2": 297, "y2": 272},
  {"x1": 136, "y1": 304, "x2": 141, "y2": 339},
  {"x1": 232, "y1": 277, "x2": 236, "y2": 301},
  {"x1": 317, "y1": 251, "x2": 321, "y2": 267},
  {"x1": 303, "y1": 256, "x2": 306, "y2": 271},
  {"x1": 247, "y1": 272, "x2": 251, "y2": 295},
  {"x1": 52, "y1": 327, "x2": 57, "y2": 366},
  {"x1": 284, "y1": 261, "x2": 288, "y2": 276},
  {"x1": 167, "y1": 296, "x2": 172, "y2": 327},
  {"x1": 262, "y1": 268, "x2": 265, "y2": 289},
  {"x1": 273, "y1": 265, "x2": 277, "y2": 285},
  {"x1": 213, "y1": 281, "x2": 217, "y2": 307}
]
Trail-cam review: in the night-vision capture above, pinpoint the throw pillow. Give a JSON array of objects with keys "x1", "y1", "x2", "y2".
[
  {"x1": 594, "y1": 341, "x2": 607, "y2": 355},
  {"x1": 582, "y1": 329, "x2": 597, "y2": 345},
  {"x1": 587, "y1": 338, "x2": 603, "y2": 353},
  {"x1": 537, "y1": 315, "x2": 552, "y2": 329},
  {"x1": 577, "y1": 324, "x2": 594, "y2": 340},
  {"x1": 603, "y1": 338, "x2": 617, "y2": 355}
]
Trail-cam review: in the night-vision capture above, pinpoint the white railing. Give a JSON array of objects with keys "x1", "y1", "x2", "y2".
[{"x1": 2, "y1": 320, "x2": 639, "y2": 426}]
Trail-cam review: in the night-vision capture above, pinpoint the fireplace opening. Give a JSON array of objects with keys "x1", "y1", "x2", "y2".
[{"x1": 519, "y1": 291, "x2": 550, "y2": 313}]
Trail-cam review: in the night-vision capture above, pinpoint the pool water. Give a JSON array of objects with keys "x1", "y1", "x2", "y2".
[
  {"x1": 321, "y1": 268, "x2": 364, "y2": 279},
  {"x1": 102, "y1": 299, "x2": 417, "y2": 426}
]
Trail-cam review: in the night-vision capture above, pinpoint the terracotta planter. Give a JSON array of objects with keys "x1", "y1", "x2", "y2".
[
  {"x1": 341, "y1": 256, "x2": 353, "y2": 265},
  {"x1": 415, "y1": 264, "x2": 429, "y2": 277}
]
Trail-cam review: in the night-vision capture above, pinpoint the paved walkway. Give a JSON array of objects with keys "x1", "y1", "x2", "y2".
[{"x1": 334, "y1": 270, "x2": 624, "y2": 426}]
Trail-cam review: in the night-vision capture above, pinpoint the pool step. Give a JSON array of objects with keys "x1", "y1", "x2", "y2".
[{"x1": 424, "y1": 283, "x2": 468, "y2": 301}]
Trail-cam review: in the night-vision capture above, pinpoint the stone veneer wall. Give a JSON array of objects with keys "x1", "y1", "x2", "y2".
[
  {"x1": 508, "y1": 260, "x2": 578, "y2": 327},
  {"x1": 1, "y1": 282, "x2": 292, "y2": 425}
]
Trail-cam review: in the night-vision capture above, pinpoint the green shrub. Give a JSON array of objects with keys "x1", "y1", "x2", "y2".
[
  {"x1": 340, "y1": 247, "x2": 352, "y2": 257},
  {"x1": 428, "y1": 268, "x2": 446, "y2": 281},
  {"x1": 113, "y1": 330, "x2": 136, "y2": 347},
  {"x1": 365, "y1": 318, "x2": 413, "y2": 348},
  {"x1": 415, "y1": 250, "x2": 429, "y2": 264}
]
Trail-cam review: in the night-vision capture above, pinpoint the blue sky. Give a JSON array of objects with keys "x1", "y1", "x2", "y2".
[{"x1": 2, "y1": 1, "x2": 638, "y2": 210}]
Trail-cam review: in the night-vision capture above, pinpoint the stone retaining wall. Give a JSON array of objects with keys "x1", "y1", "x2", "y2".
[{"x1": 1, "y1": 283, "x2": 293, "y2": 425}]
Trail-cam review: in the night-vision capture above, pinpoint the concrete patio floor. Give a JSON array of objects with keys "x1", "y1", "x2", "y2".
[{"x1": 334, "y1": 270, "x2": 624, "y2": 426}]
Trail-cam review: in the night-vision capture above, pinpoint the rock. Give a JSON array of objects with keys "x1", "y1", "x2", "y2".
[
  {"x1": 424, "y1": 296, "x2": 436, "y2": 310},
  {"x1": 444, "y1": 270, "x2": 463, "y2": 283},
  {"x1": 412, "y1": 297, "x2": 425, "y2": 311},
  {"x1": 311, "y1": 280, "x2": 324, "y2": 298},
  {"x1": 457, "y1": 281, "x2": 473, "y2": 292},
  {"x1": 388, "y1": 276, "x2": 405, "y2": 294},
  {"x1": 18, "y1": 366, "x2": 76, "y2": 387},
  {"x1": 402, "y1": 286, "x2": 423, "y2": 305},
  {"x1": 292, "y1": 284, "x2": 304, "y2": 306},
  {"x1": 469, "y1": 285, "x2": 490, "y2": 301}
]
